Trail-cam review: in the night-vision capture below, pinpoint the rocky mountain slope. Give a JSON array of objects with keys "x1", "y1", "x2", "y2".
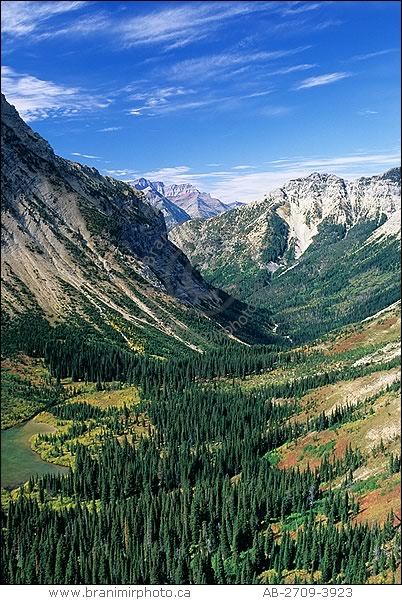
[
  {"x1": 1, "y1": 94, "x2": 275, "y2": 355},
  {"x1": 130, "y1": 178, "x2": 237, "y2": 228},
  {"x1": 171, "y1": 169, "x2": 401, "y2": 342}
]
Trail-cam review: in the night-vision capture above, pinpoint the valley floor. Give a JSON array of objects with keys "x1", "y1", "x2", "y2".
[{"x1": 1, "y1": 302, "x2": 401, "y2": 585}]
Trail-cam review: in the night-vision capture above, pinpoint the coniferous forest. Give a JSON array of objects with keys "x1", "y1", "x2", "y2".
[{"x1": 1, "y1": 312, "x2": 401, "y2": 585}]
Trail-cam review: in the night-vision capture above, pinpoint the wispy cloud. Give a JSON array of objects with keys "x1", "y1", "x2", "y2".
[
  {"x1": 267, "y1": 15, "x2": 342, "y2": 36},
  {"x1": 129, "y1": 98, "x2": 215, "y2": 117},
  {"x1": 232, "y1": 165, "x2": 255, "y2": 170},
  {"x1": 130, "y1": 87, "x2": 191, "y2": 102},
  {"x1": 0, "y1": 0, "x2": 332, "y2": 53},
  {"x1": 71, "y1": 152, "x2": 101, "y2": 159},
  {"x1": 279, "y1": 152, "x2": 401, "y2": 170},
  {"x1": 358, "y1": 109, "x2": 378, "y2": 117},
  {"x1": 1, "y1": 66, "x2": 110, "y2": 121},
  {"x1": 118, "y1": 2, "x2": 284, "y2": 50},
  {"x1": 311, "y1": 19, "x2": 343, "y2": 31},
  {"x1": 271, "y1": 63, "x2": 316, "y2": 75},
  {"x1": 128, "y1": 88, "x2": 275, "y2": 117},
  {"x1": 127, "y1": 86, "x2": 197, "y2": 116},
  {"x1": 295, "y1": 72, "x2": 351, "y2": 90},
  {"x1": 36, "y1": 13, "x2": 109, "y2": 41},
  {"x1": 143, "y1": 166, "x2": 192, "y2": 180},
  {"x1": 168, "y1": 46, "x2": 311, "y2": 81},
  {"x1": 352, "y1": 48, "x2": 398, "y2": 61},
  {"x1": 97, "y1": 126, "x2": 122, "y2": 132},
  {"x1": 106, "y1": 169, "x2": 138, "y2": 178},
  {"x1": 1, "y1": 1, "x2": 88, "y2": 37},
  {"x1": 278, "y1": 2, "x2": 322, "y2": 16}
]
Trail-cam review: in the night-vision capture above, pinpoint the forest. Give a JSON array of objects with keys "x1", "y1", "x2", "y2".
[{"x1": 1, "y1": 310, "x2": 401, "y2": 585}]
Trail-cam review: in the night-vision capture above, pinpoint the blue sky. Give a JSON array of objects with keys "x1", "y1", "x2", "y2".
[{"x1": 2, "y1": 0, "x2": 401, "y2": 202}]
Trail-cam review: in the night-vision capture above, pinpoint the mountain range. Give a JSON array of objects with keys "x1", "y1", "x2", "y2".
[
  {"x1": 2, "y1": 90, "x2": 399, "y2": 351},
  {"x1": 130, "y1": 178, "x2": 242, "y2": 229},
  {"x1": 171, "y1": 168, "x2": 401, "y2": 343},
  {"x1": 0, "y1": 94, "x2": 274, "y2": 355}
]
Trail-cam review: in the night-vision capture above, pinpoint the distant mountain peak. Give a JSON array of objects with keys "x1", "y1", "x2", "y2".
[{"x1": 130, "y1": 178, "x2": 237, "y2": 226}]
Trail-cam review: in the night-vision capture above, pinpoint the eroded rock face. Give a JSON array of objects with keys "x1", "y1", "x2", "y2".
[{"x1": 269, "y1": 170, "x2": 400, "y2": 258}]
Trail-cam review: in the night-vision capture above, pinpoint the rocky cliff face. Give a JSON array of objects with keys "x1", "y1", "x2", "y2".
[
  {"x1": 1, "y1": 95, "x2": 271, "y2": 353},
  {"x1": 267, "y1": 170, "x2": 400, "y2": 258}
]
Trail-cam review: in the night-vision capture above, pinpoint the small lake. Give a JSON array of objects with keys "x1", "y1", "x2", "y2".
[{"x1": 1, "y1": 419, "x2": 69, "y2": 489}]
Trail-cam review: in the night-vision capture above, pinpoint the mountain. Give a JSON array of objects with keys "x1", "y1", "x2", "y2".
[
  {"x1": 162, "y1": 183, "x2": 229, "y2": 220},
  {"x1": 130, "y1": 179, "x2": 233, "y2": 227},
  {"x1": 0, "y1": 94, "x2": 276, "y2": 356},
  {"x1": 127, "y1": 178, "x2": 191, "y2": 230},
  {"x1": 226, "y1": 200, "x2": 245, "y2": 210},
  {"x1": 170, "y1": 169, "x2": 401, "y2": 343}
]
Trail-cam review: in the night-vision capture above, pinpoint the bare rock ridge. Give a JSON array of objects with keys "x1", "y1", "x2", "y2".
[
  {"x1": 1, "y1": 94, "x2": 268, "y2": 352},
  {"x1": 268, "y1": 170, "x2": 401, "y2": 258}
]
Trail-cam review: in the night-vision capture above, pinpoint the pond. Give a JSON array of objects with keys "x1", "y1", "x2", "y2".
[{"x1": 1, "y1": 418, "x2": 69, "y2": 489}]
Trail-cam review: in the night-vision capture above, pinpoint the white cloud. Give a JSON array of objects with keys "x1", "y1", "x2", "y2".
[
  {"x1": 106, "y1": 169, "x2": 138, "y2": 178},
  {"x1": 128, "y1": 87, "x2": 198, "y2": 115},
  {"x1": 271, "y1": 64, "x2": 316, "y2": 75},
  {"x1": 352, "y1": 48, "x2": 398, "y2": 61},
  {"x1": 1, "y1": 1, "x2": 87, "y2": 37},
  {"x1": 128, "y1": 89, "x2": 278, "y2": 118},
  {"x1": 232, "y1": 165, "x2": 255, "y2": 170},
  {"x1": 97, "y1": 126, "x2": 122, "y2": 132},
  {"x1": 71, "y1": 152, "x2": 101, "y2": 159},
  {"x1": 168, "y1": 47, "x2": 310, "y2": 81},
  {"x1": 1, "y1": 66, "x2": 110, "y2": 121},
  {"x1": 358, "y1": 110, "x2": 379, "y2": 116},
  {"x1": 36, "y1": 13, "x2": 109, "y2": 41},
  {"x1": 130, "y1": 87, "x2": 191, "y2": 102},
  {"x1": 295, "y1": 72, "x2": 352, "y2": 90},
  {"x1": 278, "y1": 2, "x2": 322, "y2": 16},
  {"x1": 119, "y1": 2, "x2": 282, "y2": 50},
  {"x1": 288, "y1": 153, "x2": 401, "y2": 170},
  {"x1": 0, "y1": 1, "x2": 330, "y2": 54},
  {"x1": 143, "y1": 166, "x2": 192, "y2": 180}
]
